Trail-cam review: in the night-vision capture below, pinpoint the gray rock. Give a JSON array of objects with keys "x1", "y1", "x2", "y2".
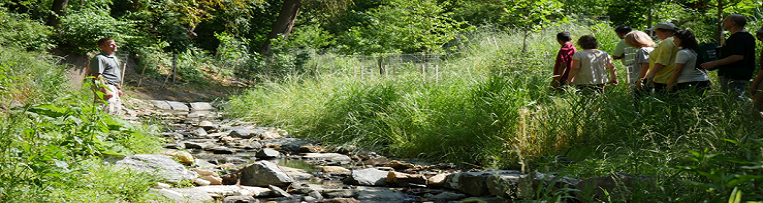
[
  {"x1": 150, "y1": 188, "x2": 214, "y2": 203},
  {"x1": 221, "y1": 156, "x2": 248, "y2": 165},
  {"x1": 195, "y1": 185, "x2": 272, "y2": 197},
  {"x1": 256, "y1": 148, "x2": 280, "y2": 159},
  {"x1": 198, "y1": 120, "x2": 217, "y2": 131},
  {"x1": 239, "y1": 161, "x2": 295, "y2": 187},
  {"x1": 190, "y1": 102, "x2": 216, "y2": 111},
  {"x1": 191, "y1": 128, "x2": 208, "y2": 136},
  {"x1": 223, "y1": 196, "x2": 259, "y2": 203},
  {"x1": 160, "y1": 132, "x2": 184, "y2": 140},
  {"x1": 445, "y1": 170, "x2": 521, "y2": 197},
  {"x1": 322, "y1": 189, "x2": 358, "y2": 198},
  {"x1": 193, "y1": 159, "x2": 217, "y2": 169},
  {"x1": 302, "y1": 153, "x2": 353, "y2": 165},
  {"x1": 459, "y1": 196, "x2": 509, "y2": 203},
  {"x1": 228, "y1": 127, "x2": 258, "y2": 138},
  {"x1": 183, "y1": 141, "x2": 211, "y2": 149},
  {"x1": 486, "y1": 173, "x2": 523, "y2": 198},
  {"x1": 116, "y1": 154, "x2": 198, "y2": 184},
  {"x1": 430, "y1": 191, "x2": 467, "y2": 201},
  {"x1": 150, "y1": 100, "x2": 172, "y2": 110},
  {"x1": 167, "y1": 101, "x2": 190, "y2": 112},
  {"x1": 269, "y1": 185, "x2": 292, "y2": 197},
  {"x1": 213, "y1": 147, "x2": 237, "y2": 154},
  {"x1": 343, "y1": 168, "x2": 388, "y2": 186},
  {"x1": 357, "y1": 189, "x2": 405, "y2": 201},
  {"x1": 307, "y1": 190, "x2": 324, "y2": 201},
  {"x1": 261, "y1": 138, "x2": 311, "y2": 153}
]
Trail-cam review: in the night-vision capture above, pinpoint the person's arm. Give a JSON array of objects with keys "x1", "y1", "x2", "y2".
[
  {"x1": 667, "y1": 63, "x2": 684, "y2": 91},
  {"x1": 636, "y1": 62, "x2": 649, "y2": 88},
  {"x1": 646, "y1": 63, "x2": 665, "y2": 82},
  {"x1": 567, "y1": 60, "x2": 580, "y2": 82},
  {"x1": 700, "y1": 55, "x2": 744, "y2": 70},
  {"x1": 607, "y1": 59, "x2": 618, "y2": 85},
  {"x1": 553, "y1": 63, "x2": 567, "y2": 83},
  {"x1": 750, "y1": 67, "x2": 763, "y2": 94}
]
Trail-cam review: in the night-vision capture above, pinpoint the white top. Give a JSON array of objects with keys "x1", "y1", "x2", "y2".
[
  {"x1": 572, "y1": 49, "x2": 612, "y2": 85},
  {"x1": 675, "y1": 49, "x2": 710, "y2": 83}
]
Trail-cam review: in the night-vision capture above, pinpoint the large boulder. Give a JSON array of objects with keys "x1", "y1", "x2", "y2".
[
  {"x1": 116, "y1": 154, "x2": 198, "y2": 184},
  {"x1": 239, "y1": 161, "x2": 295, "y2": 188},
  {"x1": 445, "y1": 170, "x2": 521, "y2": 197}
]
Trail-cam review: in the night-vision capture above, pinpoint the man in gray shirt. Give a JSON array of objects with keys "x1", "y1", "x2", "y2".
[{"x1": 90, "y1": 38, "x2": 123, "y2": 115}]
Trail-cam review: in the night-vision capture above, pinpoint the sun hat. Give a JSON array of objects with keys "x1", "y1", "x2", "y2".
[{"x1": 647, "y1": 22, "x2": 677, "y2": 31}]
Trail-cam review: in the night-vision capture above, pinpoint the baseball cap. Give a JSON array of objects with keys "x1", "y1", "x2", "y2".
[{"x1": 647, "y1": 22, "x2": 677, "y2": 31}]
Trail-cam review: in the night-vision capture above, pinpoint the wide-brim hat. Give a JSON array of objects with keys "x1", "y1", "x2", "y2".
[{"x1": 647, "y1": 22, "x2": 677, "y2": 31}]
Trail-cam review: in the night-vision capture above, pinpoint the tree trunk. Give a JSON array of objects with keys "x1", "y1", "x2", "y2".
[
  {"x1": 716, "y1": 0, "x2": 725, "y2": 45},
  {"x1": 260, "y1": 0, "x2": 302, "y2": 55},
  {"x1": 647, "y1": 9, "x2": 653, "y2": 36},
  {"x1": 47, "y1": 0, "x2": 70, "y2": 27}
]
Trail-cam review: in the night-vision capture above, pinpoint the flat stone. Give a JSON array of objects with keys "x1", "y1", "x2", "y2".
[
  {"x1": 256, "y1": 148, "x2": 280, "y2": 159},
  {"x1": 269, "y1": 185, "x2": 292, "y2": 198},
  {"x1": 190, "y1": 102, "x2": 216, "y2": 111},
  {"x1": 357, "y1": 189, "x2": 405, "y2": 201},
  {"x1": 195, "y1": 185, "x2": 272, "y2": 197},
  {"x1": 302, "y1": 153, "x2": 352, "y2": 165},
  {"x1": 149, "y1": 100, "x2": 172, "y2": 110},
  {"x1": 213, "y1": 147, "x2": 237, "y2": 154},
  {"x1": 167, "y1": 101, "x2": 190, "y2": 112}
]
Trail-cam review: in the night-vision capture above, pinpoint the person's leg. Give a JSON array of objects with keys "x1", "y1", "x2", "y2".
[
  {"x1": 719, "y1": 76, "x2": 730, "y2": 93},
  {"x1": 728, "y1": 79, "x2": 748, "y2": 99},
  {"x1": 103, "y1": 84, "x2": 122, "y2": 115}
]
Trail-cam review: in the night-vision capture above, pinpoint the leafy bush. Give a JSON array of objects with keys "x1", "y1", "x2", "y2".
[
  {"x1": 57, "y1": 7, "x2": 136, "y2": 54},
  {"x1": 0, "y1": 8, "x2": 54, "y2": 51}
]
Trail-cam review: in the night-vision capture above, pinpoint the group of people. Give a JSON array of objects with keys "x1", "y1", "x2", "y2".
[{"x1": 552, "y1": 14, "x2": 763, "y2": 116}]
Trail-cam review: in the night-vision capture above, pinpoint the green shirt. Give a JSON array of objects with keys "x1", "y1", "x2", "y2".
[
  {"x1": 90, "y1": 52, "x2": 122, "y2": 85},
  {"x1": 612, "y1": 39, "x2": 628, "y2": 65}
]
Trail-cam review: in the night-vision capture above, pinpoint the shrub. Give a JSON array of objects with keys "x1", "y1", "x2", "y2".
[{"x1": 0, "y1": 8, "x2": 54, "y2": 51}]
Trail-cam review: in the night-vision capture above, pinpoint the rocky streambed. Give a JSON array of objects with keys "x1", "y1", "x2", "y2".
[{"x1": 113, "y1": 99, "x2": 647, "y2": 203}]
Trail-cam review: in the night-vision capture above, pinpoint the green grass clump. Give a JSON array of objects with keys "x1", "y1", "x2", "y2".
[{"x1": 227, "y1": 23, "x2": 763, "y2": 201}]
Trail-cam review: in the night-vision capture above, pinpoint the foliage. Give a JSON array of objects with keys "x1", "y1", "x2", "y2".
[
  {"x1": 0, "y1": 8, "x2": 54, "y2": 51},
  {"x1": 336, "y1": 0, "x2": 469, "y2": 54},
  {"x1": 0, "y1": 45, "x2": 162, "y2": 202},
  {"x1": 57, "y1": 6, "x2": 137, "y2": 54}
]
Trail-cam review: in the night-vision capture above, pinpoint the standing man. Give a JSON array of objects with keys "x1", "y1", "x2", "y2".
[
  {"x1": 90, "y1": 38, "x2": 124, "y2": 115},
  {"x1": 701, "y1": 14, "x2": 756, "y2": 98},
  {"x1": 611, "y1": 25, "x2": 632, "y2": 62}
]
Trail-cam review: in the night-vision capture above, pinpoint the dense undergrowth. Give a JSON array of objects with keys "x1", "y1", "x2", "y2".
[
  {"x1": 228, "y1": 23, "x2": 763, "y2": 201},
  {"x1": 0, "y1": 45, "x2": 166, "y2": 202}
]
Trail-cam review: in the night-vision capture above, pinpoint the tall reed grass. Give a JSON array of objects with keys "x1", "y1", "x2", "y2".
[{"x1": 227, "y1": 23, "x2": 763, "y2": 201}]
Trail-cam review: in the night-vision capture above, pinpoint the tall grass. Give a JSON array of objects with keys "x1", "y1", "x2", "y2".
[{"x1": 228, "y1": 23, "x2": 763, "y2": 201}]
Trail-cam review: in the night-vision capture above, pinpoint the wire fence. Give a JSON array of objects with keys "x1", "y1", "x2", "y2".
[{"x1": 310, "y1": 53, "x2": 446, "y2": 81}]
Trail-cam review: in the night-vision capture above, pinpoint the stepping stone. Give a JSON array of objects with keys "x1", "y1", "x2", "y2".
[
  {"x1": 150, "y1": 100, "x2": 172, "y2": 110},
  {"x1": 166, "y1": 101, "x2": 190, "y2": 112},
  {"x1": 190, "y1": 102, "x2": 216, "y2": 111}
]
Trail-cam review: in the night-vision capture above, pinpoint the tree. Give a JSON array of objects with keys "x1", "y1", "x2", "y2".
[
  {"x1": 259, "y1": 0, "x2": 351, "y2": 55},
  {"x1": 47, "y1": 0, "x2": 69, "y2": 27},
  {"x1": 502, "y1": 0, "x2": 565, "y2": 53}
]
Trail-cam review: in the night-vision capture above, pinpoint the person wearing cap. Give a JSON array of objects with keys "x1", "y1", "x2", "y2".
[
  {"x1": 700, "y1": 14, "x2": 756, "y2": 99},
  {"x1": 644, "y1": 22, "x2": 680, "y2": 94},
  {"x1": 552, "y1": 32, "x2": 577, "y2": 89},
  {"x1": 749, "y1": 28, "x2": 763, "y2": 117},
  {"x1": 611, "y1": 25, "x2": 632, "y2": 63}
]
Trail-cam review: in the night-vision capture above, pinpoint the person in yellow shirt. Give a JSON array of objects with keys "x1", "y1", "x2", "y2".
[{"x1": 644, "y1": 22, "x2": 680, "y2": 94}]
